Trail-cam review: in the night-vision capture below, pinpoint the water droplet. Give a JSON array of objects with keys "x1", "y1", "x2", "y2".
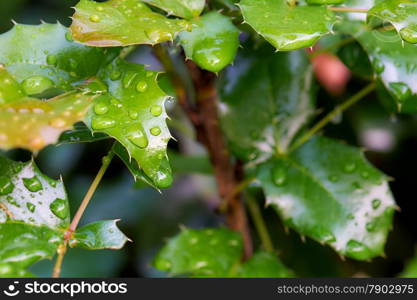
[
  {"x1": 271, "y1": 164, "x2": 287, "y2": 187},
  {"x1": 50, "y1": 118, "x2": 67, "y2": 129},
  {"x1": 399, "y1": 27, "x2": 417, "y2": 44},
  {"x1": 360, "y1": 171, "x2": 370, "y2": 179},
  {"x1": 150, "y1": 105, "x2": 162, "y2": 117},
  {"x1": 89, "y1": 15, "x2": 101, "y2": 23},
  {"x1": 373, "y1": 58, "x2": 385, "y2": 74},
  {"x1": 91, "y1": 117, "x2": 116, "y2": 130},
  {"x1": 366, "y1": 221, "x2": 376, "y2": 232},
  {"x1": 128, "y1": 131, "x2": 148, "y2": 148},
  {"x1": 46, "y1": 55, "x2": 57, "y2": 66},
  {"x1": 110, "y1": 70, "x2": 121, "y2": 81},
  {"x1": 22, "y1": 176, "x2": 43, "y2": 192},
  {"x1": 344, "y1": 162, "x2": 356, "y2": 173},
  {"x1": 49, "y1": 198, "x2": 68, "y2": 220},
  {"x1": 328, "y1": 174, "x2": 339, "y2": 182},
  {"x1": 136, "y1": 81, "x2": 148, "y2": 92},
  {"x1": 94, "y1": 102, "x2": 109, "y2": 115},
  {"x1": 22, "y1": 76, "x2": 53, "y2": 95},
  {"x1": 128, "y1": 110, "x2": 138, "y2": 120},
  {"x1": 96, "y1": 5, "x2": 104, "y2": 12},
  {"x1": 65, "y1": 31, "x2": 73, "y2": 42},
  {"x1": 347, "y1": 214, "x2": 355, "y2": 220},
  {"x1": 26, "y1": 202, "x2": 36, "y2": 213},
  {"x1": 389, "y1": 82, "x2": 412, "y2": 103},
  {"x1": 154, "y1": 169, "x2": 173, "y2": 189},
  {"x1": 0, "y1": 176, "x2": 14, "y2": 195},
  {"x1": 372, "y1": 199, "x2": 381, "y2": 209},
  {"x1": 150, "y1": 127, "x2": 161, "y2": 136},
  {"x1": 345, "y1": 240, "x2": 368, "y2": 259}
]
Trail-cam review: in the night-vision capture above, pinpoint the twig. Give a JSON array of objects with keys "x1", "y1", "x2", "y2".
[
  {"x1": 246, "y1": 195, "x2": 274, "y2": 253},
  {"x1": 289, "y1": 82, "x2": 376, "y2": 152}
]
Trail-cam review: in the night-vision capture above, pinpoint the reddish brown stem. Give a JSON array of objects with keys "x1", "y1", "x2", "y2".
[{"x1": 154, "y1": 45, "x2": 253, "y2": 258}]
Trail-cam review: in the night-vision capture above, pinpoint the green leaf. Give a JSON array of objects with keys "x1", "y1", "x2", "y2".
[
  {"x1": 69, "y1": 220, "x2": 130, "y2": 250},
  {"x1": 58, "y1": 123, "x2": 110, "y2": 145},
  {"x1": 85, "y1": 59, "x2": 173, "y2": 188},
  {"x1": 400, "y1": 253, "x2": 417, "y2": 277},
  {"x1": 0, "y1": 70, "x2": 95, "y2": 151},
  {"x1": 0, "y1": 263, "x2": 34, "y2": 278},
  {"x1": 340, "y1": 22, "x2": 417, "y2": 112},
  {"x1": 0, "y1": 155, "x2": 68, "y2": 275},
  {"x1": 0, "y1": 23, "x2": 119, "y2": 92},
  {"x1": 256, "y1": 136, "x2": 396, "y2": 260},
  {"x1": 153, "y1": 227, "x2": 243, "y2": 277},
  {"x1": 368, "y1": 0, "x2": 417, "y2": 44},
  {"x1": 112, "y1": 142, "x2": 158, "y2": 188},
  {"x1": 239, "y1": 0, "x2": 336, "y2": 51},
  {"x1": 179, "y1": 12, "x2": 240, "y2": 72},
  {"x1": 0, "y1": 155, "x2": 70, "y2": 228},
  {"x1": 143, "y1": 0, "x2": 206, "y2": 19},
  {"x1": 71, "y1": 0, "x2": 190, "y2": 47},
  {"x1": 219, "y1": 44, "x2": 316, "y2": 161},
  {"x1": 237, "y1": 251, "x2": 293, "y2": 278}
]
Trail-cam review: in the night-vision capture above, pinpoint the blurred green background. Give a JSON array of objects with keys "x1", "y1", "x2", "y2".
[{"x1": 1, "y1": 0, "x2": 417, "y2": 278}]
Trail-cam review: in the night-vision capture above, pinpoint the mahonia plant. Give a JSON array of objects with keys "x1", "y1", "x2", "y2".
[{"x1": 0, "y1": 0, "x2": 416, "y2": 277}]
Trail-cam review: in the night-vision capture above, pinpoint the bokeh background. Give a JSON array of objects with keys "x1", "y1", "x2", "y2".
[{"x1": 1, "y1": 0, "x2": 417, "y2": 278}]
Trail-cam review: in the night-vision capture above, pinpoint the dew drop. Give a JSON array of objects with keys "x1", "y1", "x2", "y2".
[
  {"x1": 50, "y1": 118, "x2": 67, "y2": 129},
  {"x1": 65, "y1": 31, "x2": 73, "y2": 42},
  {"x1": 399, "y1": 27, "x2": 417, "y2": 44},
  {"x1": 270, "y1": 164, "x2": 287, "y2": 187},
  {"x1": 328, "y1": 174, "x2": 339, "y2": 182},
  {"x1": 366, "y1": 221, "x2": 376, "y2": 232},
  {"x1": 150, "y1": 127, "x2": 161, "y2": 136},
  {"x1": 389, "y1": 82, "x2": 412, "y2": 103},
  {"x1": 110, "y1": 70, "x2": 121, "y2": 81},
  {"x1": 360, "y1": 171, "x2": 370, "y2": 179},
  {"x1": 49, "y1": 198, "x2": 68, "y2": 220},
  {"x1": 96, "y1": 5, "x2": 104, "y2": 12},
  {"x1": 150, "y1": 105, "x2": 162, "y2": 117},
  {"x1": 345, "y1": 240, "x2": 368, "y2": 259},
  {"x1": 46, "y1": 55, "x2": 57, "y2": 66},
  {"x1": 154, "y1": 169, "x2": 173, "y2": 189},
  {"x1": 89, "y1": 15, "x2": 101, "y2": 23},
  {"x1": 22, "y1": 176, "x2": 43, "y2": 192},
  {"x1": 128, "y1": 109, "x2": 139, "y2": 120},
  {"x1": 94, "y1": 102, "x2": 109, "y2": 115},
  {"x1": 136, "y1": 81, "x2": 148, "y2": 92},
  {"x1": 372, "y1": 199, "x2": 381, "y2": 210},
  {"x1": 128, "y1": 131, "x2": 148, "y2": 148},
  {"x1": 91, "y1": 117, "x2": 116, "y2": 130},
  {"x1": 343, "y1": 162, "x2": 356, "y2": 173},
  {"x1": 0, "y1": 176, "x2": 14, "y2": 195},
  {"x1": 22, "y1": 76, "x2": 53, "y2": 95},
  {"x1": 373, "y1": 58, "x2": 385, "y2": 74},
  {"x1": 26, "y1": 202, "x2": 36, "y2": 213}
]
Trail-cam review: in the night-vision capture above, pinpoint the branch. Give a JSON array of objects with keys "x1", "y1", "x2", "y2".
[{"x1": 289, "y1": 82, "x2": 376, "y2": 152}]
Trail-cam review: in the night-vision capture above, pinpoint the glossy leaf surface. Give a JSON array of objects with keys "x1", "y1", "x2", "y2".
[
  {"x1": 219, "y1": 45, "x2": 316, "y2": 161},
  {"x1": 70, "y1": 220, "x2": 129, "y2": 250},
  {"x1": 239, "y1": 0, "x2": 336, "y2": 51},
  {"x1": 179, "y1": 12, "x2": 240, "y2": 72},
  {"x1": 153, "y1": 228, "x2": 243, "y2": 277},
  {"x1": 0, "y1": 23, "x2": 118, "y2": 91},
  {"x1": 71, "y1": 0, "x2": 190, "y2": 47},
  {"x1": 143, "y1": 0, "x2": 205, "y2": 19},
  {"x1": 368, "y1": 0, "x2": 417, "y2": 44},
  {"x1": 84, "y1": 59, "x2": 172, "y2": 188},
  {"x1": 256, "y1": 137, "x2": 396, "y2": 260},
  {"x1": 237, "y1": 251, "x2": 293, "y2": 278}
]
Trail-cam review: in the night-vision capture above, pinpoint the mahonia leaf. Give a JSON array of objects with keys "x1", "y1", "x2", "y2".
[
  {"x1": 400, "y1": 252, "x2": 417, "y2": 277},
  {"x1": 219, "y1": 44, "x2": 316, "y2": 161},
  {"x1": 239, "y1": 0, "x2": 336, "y2": 51},
  {"x1": 143, "y1": 0, "x2": 206, "y2": 19},
  {"x1": 368, "y1": 0, "x2": 417, "y2": 44},
  {"x1": 236, "y1": 251, "x2": 293, "y2": 278},
  {"x1": 112, "y1": 142, "x2": 157, "y2": 188},
  {"x1": 71, "y1": 0, "x2": 190, "y2": 47},
  {"x1": 85, "y1": 59, "x2": 173, "y2": 188},
  {"x1": 0, "y1": 67, "x2": 95, "y2": 151},
  {"x1": 339, "y1": 21, "x2": 417, "y2": 113},
  {"x1": 58, "y1": 123, "x2": 109, "y2": 145},
  {"x1": 153, "y1": 228, "x2": 243, "y2": 277},
  {"x1": 179, "y1": 12, "x2": 240, "y2": 72},
  {"x1": 0, "y1": 23, "x2": 119, "y2": 93},
  {"x1": 69, "y1": 220, "x2": 130, "y2": 250},
  {"x1": 0, "y1": 263, "x2": 34, "y2": 277},
  {"x1": 0, "y1": 155, "x2": 68, "y2": 276},
  {"x1": 256, "y1": 136, "x2": 396, "y2": 260}
]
